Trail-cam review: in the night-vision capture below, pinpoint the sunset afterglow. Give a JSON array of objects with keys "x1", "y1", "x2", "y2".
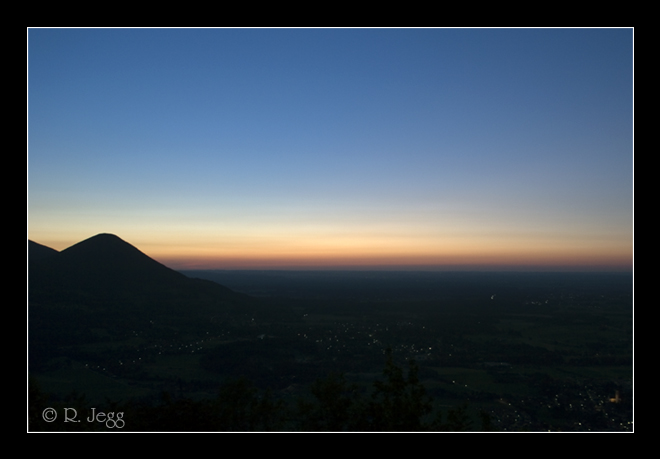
[{"x1": 28, "y1": 28, "x2": 633, "y2": 271}]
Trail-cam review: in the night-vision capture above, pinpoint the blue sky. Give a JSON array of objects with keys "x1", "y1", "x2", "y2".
[{"x1": 28, "y1": 28, "x2": 633, "y2": 270}]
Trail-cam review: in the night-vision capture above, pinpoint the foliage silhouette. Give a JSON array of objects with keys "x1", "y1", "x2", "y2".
[
  {"x1": 296, "y1": 372, "x2": 366, "y2": 431},
  {"x1": 30, "y1": 352, "x2": 490, "y2": 431},
  {"x1": 364, "y1": 349, "x2": 434, "y2": 431},
  {"x1": 295, "y1": 348, "x2": 487, "y2": 431}
]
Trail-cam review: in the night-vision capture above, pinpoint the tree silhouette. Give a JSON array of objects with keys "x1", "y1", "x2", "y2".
[
  {"x1": 297, "y1": 372, "x2": 365, "y2": 431},
  {"x1": 297, "y1": 349, "x2": 438, "y2": 431},
  {"x1": 365, "y1": 349, "x2": 434, "y2": 431}
]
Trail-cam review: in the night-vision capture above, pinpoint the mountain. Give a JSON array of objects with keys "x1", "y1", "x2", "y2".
[
  {"x1": 28, "y1": 234, "x2": 252, "y2": 368},
  {"x1": 28, "y1": 240, "x2": 59, "y2": 263},
  {"x1": 28, "y1": 233, "x2": 242, "y2": 303}
]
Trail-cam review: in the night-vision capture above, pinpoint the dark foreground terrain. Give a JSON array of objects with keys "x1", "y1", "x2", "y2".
[{"x1": 28, "y1": 235, "x2": 633, "y2": 431}]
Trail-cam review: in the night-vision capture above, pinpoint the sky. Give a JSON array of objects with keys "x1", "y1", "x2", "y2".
[{"x1": 27, "y1": 28, "x2": 633, "y2": 271}]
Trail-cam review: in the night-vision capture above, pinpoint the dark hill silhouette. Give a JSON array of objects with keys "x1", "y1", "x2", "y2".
[
  {"x1": 28, "y1": 240, "x2": 59, "y2": 263},
  {"x1": 29, "y1": 233, "x2": 242, "y2": 303},
  {"x1": 28, "y1": 234, "x2": 253, "y2": 369}
]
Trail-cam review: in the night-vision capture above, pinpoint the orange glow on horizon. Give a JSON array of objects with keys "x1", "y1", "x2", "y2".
[
  {"x1": 30, "y1": 229, "x2": 632, "y2": 272},
  {"x1": 151, "y1": 245, "x2": 632, "y2": 271}
]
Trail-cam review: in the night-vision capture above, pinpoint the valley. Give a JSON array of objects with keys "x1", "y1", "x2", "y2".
[{"x1": 28, "y1": 235, "x2": 633, "y2": 431}]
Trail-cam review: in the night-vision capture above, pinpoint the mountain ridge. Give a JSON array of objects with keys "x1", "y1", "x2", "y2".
[
  {"x1": 28, "y1": 233, "x2": 253, "y2": 374},
  {"x1": 28, "y1": 233, "x2": 244, "y2": 303}
]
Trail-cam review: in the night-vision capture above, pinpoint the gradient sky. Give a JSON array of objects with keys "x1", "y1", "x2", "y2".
[{"x1": 27, "y1": 28, "x2": 633, "y2": 271}]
